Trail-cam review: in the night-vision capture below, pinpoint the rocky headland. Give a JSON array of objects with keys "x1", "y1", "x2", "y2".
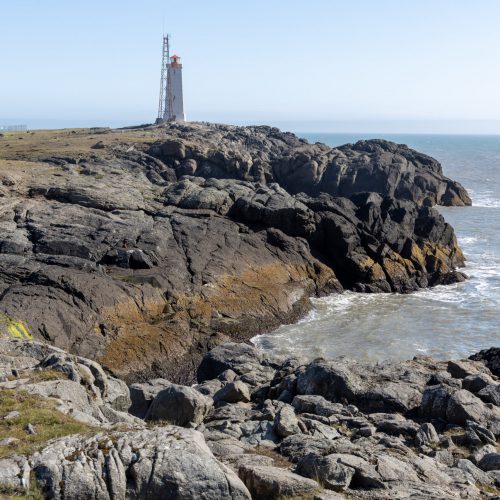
[
  {"x1": 0, "y1": 123, "x2": 495, "y2": 499},
  {"x1": 1, "y1": 338, "x2": 500, "y2": 499},
  {"x1": 0, "y1": 123, "x2": 469, "y2": 383}
]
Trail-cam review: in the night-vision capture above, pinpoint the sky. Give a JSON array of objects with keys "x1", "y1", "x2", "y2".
[{"x1": 1, "y1": 0, "x2": 500, "y2": 133}]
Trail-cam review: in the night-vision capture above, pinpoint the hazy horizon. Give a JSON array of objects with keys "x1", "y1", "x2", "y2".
[{"x1": 2, "y1": 0, "x2": 500, "y2": 134}]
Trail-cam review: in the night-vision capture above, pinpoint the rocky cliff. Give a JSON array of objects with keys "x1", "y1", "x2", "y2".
[{"x1": 0, "y1": 123, "x2": 468, "y2": 382}]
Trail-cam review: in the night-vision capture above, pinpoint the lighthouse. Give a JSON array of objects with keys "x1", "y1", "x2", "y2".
[
  {"x1": 157, "y1": 35, "x2": 186, "y2": 123},
  {"x1": 167, "y1": 54, "x2": 186, "y2": 122}
]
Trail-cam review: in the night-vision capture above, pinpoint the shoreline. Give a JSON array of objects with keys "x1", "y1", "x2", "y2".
[{"x1": 0, "y1": 122, "x2": 470, "y2": 384}]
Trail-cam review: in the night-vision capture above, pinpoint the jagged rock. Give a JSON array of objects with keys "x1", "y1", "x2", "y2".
[
  {"x1": 477, "y1": 384, "x2": 500, "y2": 406},
  {"x1": 456, "y1": 458, "x2": 493, "y2": 485},
  {"x1": 301, "y1": 418, "x2": 340, "y2": 440},
  {"x1": 33, "y1": 426, "x2": 251, "y2": 499},
  {"x1": 462, "y1": 373, "x2": 495, "y2": 393},
  {"x1": 146, "y1": 383, "x2": 213, "y2": 426},
  {"x1": 238, "y1": 464, "x2": 319, "y2": 499},
  {"x1": 464, "y1": 421, "x2": 496, "y2": 446},
  {"x1": 239, "y1": 420, "x2": 277, "y2": 446},
  {"x1": 473, "y1": 444, "x2": 497, "y2": 464},
  {"x1": 151, "y1": 124, "x2": 470, "y2": 207},
  {"x1": 296, "y1": 359, "x2": 424, "y2": 413},
  {"x1": 478, "y1": 453, "x2": 500, "y2": 471},
  {"x1": 470, "y1": 348, "x2": 500, "y2": 377},
  {"x1": 327, "y1": 453, "x2": 384, "y2": 489},
  {"x1": 415, "y1": 422, "x2": 440, "y2": 447}
]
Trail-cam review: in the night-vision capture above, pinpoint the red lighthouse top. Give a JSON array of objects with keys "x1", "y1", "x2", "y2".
[{"x1": 170, "y1": 54, "x2": 181, "y2": 67}]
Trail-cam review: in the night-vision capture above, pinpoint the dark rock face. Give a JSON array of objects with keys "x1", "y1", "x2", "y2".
[
  {"x1": 149, "y1": 123, "x2": 471, "y2": 206},
  {"x1": 470, "y1": 348, "x2": 500, "y2": 377},
  {"x1": 0, "y1": 123, "x2": 468, "y2": 382}
]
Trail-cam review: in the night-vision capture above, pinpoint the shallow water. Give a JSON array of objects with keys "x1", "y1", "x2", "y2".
[{"x1": 253, "y1": 134, "x2": 500, "y2": 362}]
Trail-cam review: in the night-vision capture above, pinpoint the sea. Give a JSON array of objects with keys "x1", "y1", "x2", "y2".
[{"x1": 253, "y1": 134, "x2": 500, "y2": 362}]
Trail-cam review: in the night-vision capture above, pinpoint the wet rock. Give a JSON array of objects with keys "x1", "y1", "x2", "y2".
[{"x1": 0, "y1": 123, "x2": 468, "y2": 384}]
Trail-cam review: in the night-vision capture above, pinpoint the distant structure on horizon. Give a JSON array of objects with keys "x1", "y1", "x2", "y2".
[
  {"x1": 0, "y1": 124, "x2": 27, "y2": 132},
  {"x1": 156, "y1": 35, "x2": 186, "y2": 123}
]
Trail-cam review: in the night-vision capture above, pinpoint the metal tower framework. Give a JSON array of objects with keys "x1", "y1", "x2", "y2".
[{"x1": 157, "y1": 35, "x2": 174, "y2": 121}]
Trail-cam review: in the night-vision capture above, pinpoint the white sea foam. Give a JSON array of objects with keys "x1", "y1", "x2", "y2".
[
  {"x1": 458, "y1": 236, "x2": 478, "y2": 245},
  {"x1": 253, "y1": 134, "x2": 500, "y2": 364}
]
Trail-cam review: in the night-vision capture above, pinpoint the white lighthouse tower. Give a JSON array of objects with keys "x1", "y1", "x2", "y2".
[
  {"x1": 157, "y1": 35, "x2": 186, "y2": 123},
  {"x1": 167, "y1": 54, "x2": 185, "y2": 122}
]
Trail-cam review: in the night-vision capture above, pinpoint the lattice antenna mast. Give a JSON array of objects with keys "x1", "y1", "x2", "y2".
[{"x1": 157, "y1": 34, "x2": 173, "y2": 121}]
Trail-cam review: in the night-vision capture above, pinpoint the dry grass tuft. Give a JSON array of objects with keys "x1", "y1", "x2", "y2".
[{"x1": 0, "y1": 389, "x2": 92, "y2": 459}]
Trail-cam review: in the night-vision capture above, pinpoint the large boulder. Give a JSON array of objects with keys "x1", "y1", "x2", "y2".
[
  {"x1": 33, "y1": 426, "x2": 251, "y2": 499},
  {"x1": 420, "y1": 385, "x2": 500, "y2": 425},
  {"x1": 146, "y1": 383, "x2": 213, "y2": 426},
  {"x1": 129, "y1": 378, "x2": 173, "y2": 418}
]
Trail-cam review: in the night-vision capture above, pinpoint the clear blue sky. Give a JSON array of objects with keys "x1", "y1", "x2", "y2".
[{"x1": 2, "y1": 0, "x2": 500, "y2": 132}]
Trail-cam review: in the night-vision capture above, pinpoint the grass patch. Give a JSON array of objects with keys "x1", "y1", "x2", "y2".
[
  {"x1": 0, "y1": 389, "x2": 92, "y2": 458},
  {"x1": 26, "y1": 369, "x2": 69, "y2": 383},
  {"x1": 477, "y1": 482, "x2": 500, "y2": 495},
  {"x1": 253, "y1": 445, "x2": 293, "y2": 469}
]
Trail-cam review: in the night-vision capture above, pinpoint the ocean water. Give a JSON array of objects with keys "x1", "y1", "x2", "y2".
[{"x1": 253, "y1": 134, "x2": 500, "y2": 362}]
